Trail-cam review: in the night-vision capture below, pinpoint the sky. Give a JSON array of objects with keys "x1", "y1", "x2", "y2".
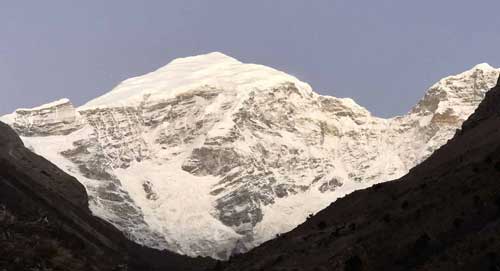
[{"x1": 1, "y1": 1, "x2": 500, "y2": 117}]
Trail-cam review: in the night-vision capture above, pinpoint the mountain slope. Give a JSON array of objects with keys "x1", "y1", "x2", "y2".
[
  {"x1": 217, "y1": 75, "x2": 500, "y2": 271},
  {"x1": 0, "y1": 121, "x2": 214, "y2": 270},
  {"x1": 2, "y1": 53, "x2": 499, "y2": 258}
]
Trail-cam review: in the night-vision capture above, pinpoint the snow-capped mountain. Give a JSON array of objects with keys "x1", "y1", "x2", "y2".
[{"x1": 2, "y1": 52, "x2": 498, "y2": 259}]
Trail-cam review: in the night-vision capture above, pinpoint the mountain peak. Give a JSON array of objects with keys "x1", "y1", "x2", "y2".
[
  {"x1": 409, "y1": 63, "x2": 499, "y2": 116},
  {"x1": 81, "y1": 52, "x2": 312, "y2": 109},
  {"x1": 3, "y1": 60, "x2": 499, "y2": 259}
]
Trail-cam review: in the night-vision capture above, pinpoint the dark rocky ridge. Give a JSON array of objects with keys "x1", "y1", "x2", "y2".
[
  {"x1": 0, "y1": 122, "x2": 214, "y2": 270},
  {"x1": 216, "y1": 76, "x2": 500, "y2": 270}
]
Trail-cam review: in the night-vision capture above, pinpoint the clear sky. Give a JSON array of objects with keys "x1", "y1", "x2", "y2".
[{"x1": 1, "y1": 1, "x2": 500, "y2": 117}]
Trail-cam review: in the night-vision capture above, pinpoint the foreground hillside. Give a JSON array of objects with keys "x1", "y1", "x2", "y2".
[
  {"x1": 217, "y1": 76, "x2": 500, "y2": 270},
  {"x1": 0, "y1": 122, "x2": 214, "y2": 270}
]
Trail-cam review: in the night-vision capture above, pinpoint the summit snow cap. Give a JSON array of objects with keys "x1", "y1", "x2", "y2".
[{"x1": 82, "y1": 52, "x2": 314, "y2": 109}]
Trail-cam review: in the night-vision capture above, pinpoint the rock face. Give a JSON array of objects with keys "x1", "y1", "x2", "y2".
[
  {"x1": 216, "y1": 76, "x2": 500, "y2": 271},
  {"x1": 2, "y1": 52, "x2": 499, "y2": 259},
  {"x1": 0, "y1": 121, "x2": 214, "y2": 271},
  {"x1": 9, "y1": 98, "x2": 85, "y2": 136}
]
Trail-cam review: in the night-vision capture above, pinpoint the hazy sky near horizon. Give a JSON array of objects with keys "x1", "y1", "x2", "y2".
[{"x1": 1, "y1": 1, "x2": 500, "y2": 117}]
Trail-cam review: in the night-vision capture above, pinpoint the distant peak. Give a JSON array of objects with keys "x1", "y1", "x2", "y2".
[{"x1": 409, "y1": 63, "x2": 500, "y2": 116}]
